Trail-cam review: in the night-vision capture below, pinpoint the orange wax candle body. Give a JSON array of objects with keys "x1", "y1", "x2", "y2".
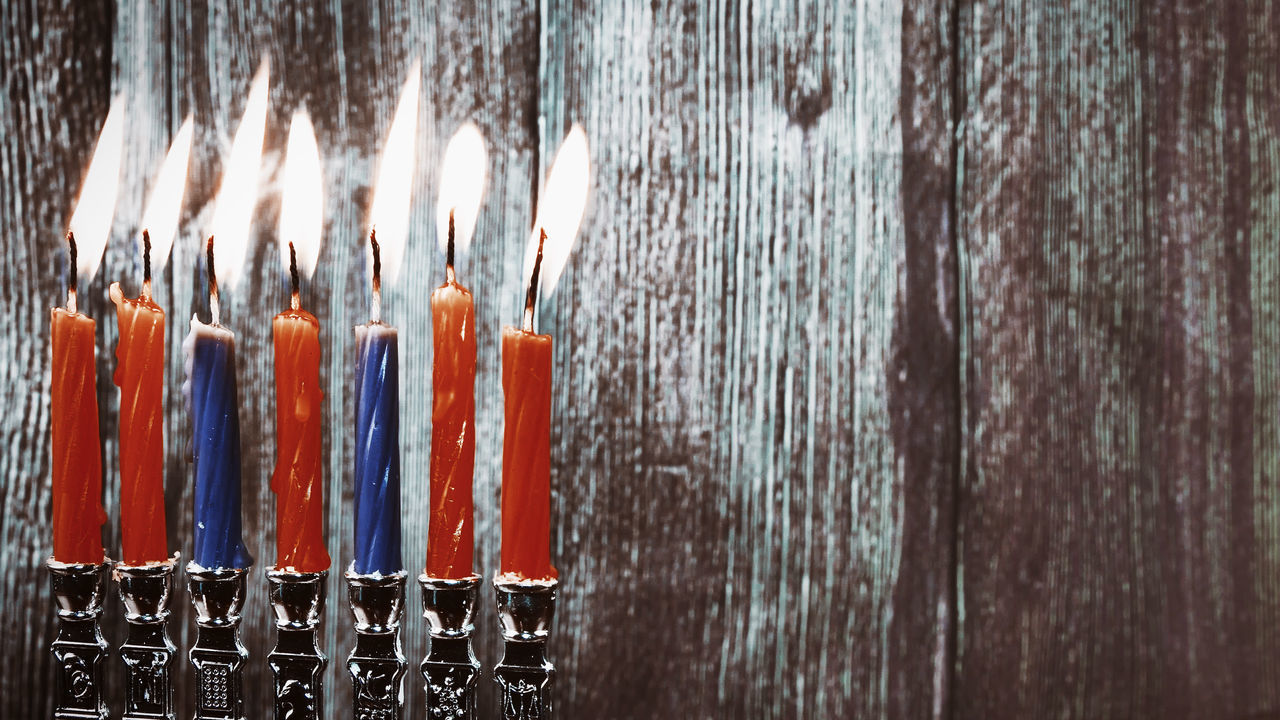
[
  {"x1": 499, "y1": 325, "x2": 556, "y2": 581},
  {"x1": 109, "y1": 284, "x2": 169, "y2": 565},
  {"x1": 426, "y1": 280, "x2": 476, "y2": 579},
  {"x1": 270, "y1": 308, "x2": 330, "y2": 573},
  {"x1": 50, "y1": 307, "x2": 106, "y2": 563}
]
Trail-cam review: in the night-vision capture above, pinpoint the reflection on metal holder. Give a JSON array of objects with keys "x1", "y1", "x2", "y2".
[
  {"x1": 115, "y1": 558, "x2": 178, "y2": 720},
  {"x1": 346, "y1": 569, "x2": 408, "y2": 720},
  {"x1": 186, "y1": 563, "x2": 249, "y2": 720},
  {"x1": 48, "y1": 558, "x2": 109, "y2": 720},
  {"x1": 493, "y1": 577, "x2": 558, "y2": 720},
  {"x1": 267, "y1": 568, "x2": 328, "y2": 720},
  {"x1": 420, "y1": 574, "x2": 481, "y2": 720}
]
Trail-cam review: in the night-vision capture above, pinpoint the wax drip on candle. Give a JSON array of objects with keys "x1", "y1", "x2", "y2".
[
  {"x1": 206, "y1": 236, "x2": 221, "y2": 326},
  {"x1": 370, "y1": 229, "x2": 383, "y2": 323},
  {"x1": 445, "y1": 209, "x2": 456, "y2": 285},
  {"x1": 141, "y1": 230, "x2": 153, "y2": 301},
  {"x1": 66, "y1": 232, "x2": 79, "y2": 314},
  {"x1": 288, "y1": 242, "x2": 301, "y2": 311},
  {"x1": 522, "y1": 228, "x2": 547, "y2": 333}
]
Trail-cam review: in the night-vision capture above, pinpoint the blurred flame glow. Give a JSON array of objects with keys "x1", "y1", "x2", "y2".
[
  {"x1": 209, "y1": 60, "x2": 269, "y2": 289},
  {"x1": 523, "y1": 124, "x2": 590, "y2": 298},
  {"x1": 435, "y1": 123, "x2": 487, "y2": 257},
  {"x1": 366, "y1": 59, "x2": 421, "y2": 286},
  {"x1": 138, "y1": 114, "x2": 194, "y2": 273},
  {"x1": 279, "y1": 110, "x2": 324, "y2": 280},
  {"x1": 68, "y1": 95, "x2": 126, "y2": 282}
]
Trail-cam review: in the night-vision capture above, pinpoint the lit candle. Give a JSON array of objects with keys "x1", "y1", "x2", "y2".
[
  {"x1": 426, "y1": 124, "x2": 486, "y2": 580},
  {"x1": 185, "y1": 64, "x2": 268, "y2": 571},
  {"x1": 352, "y1": 61, "x2": 419, "y2": 576},
  {"x1": 184, "y1": 240, "x2": 252, "y2": 570},
  {"x1": 110, "y1": 116, "x2": 192, "y2": 566},
  {"x1": 500, "y1": 126, "x2": 590, "y2": 582},
  {"x1": 50, "y1": 98, "x2": 123, "y2": 564},
  {"x1": 270, "y1": 110, "x2": 330, "y2": 573}
]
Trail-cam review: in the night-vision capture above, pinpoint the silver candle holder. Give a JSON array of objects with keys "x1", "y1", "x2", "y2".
[
  {"x1": 346, "y1": 569, "x2": 409, "y2": 719},
  {"x1": 420, "y1": 574, "x2": 481, "y2": 719},
  {"x1": 493, "y1": 577, "x2": 558, "y2": 720},
  {"x1": 186, "y1": 563, "x2": 249, "y2": 720},
  {"x1": 115, "y1": 557, "x2": 178, "y2": 720},
  {"x1": 267, "y1": 568, "x2": 328, "y2": 720},
  {"x1": 48, "y1": 557, "x2": 109, "y2": 720}
]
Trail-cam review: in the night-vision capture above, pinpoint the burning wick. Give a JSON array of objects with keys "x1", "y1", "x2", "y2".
[
  {"x1": 141, "y1": 229, "x2": 153, "y2": 301},
  {"x1": 206, "y1": 236, "x2": 221, "y2": 326},
  {"x1": 288, "y1": 242, "x2": 301, "y2": 311},
  {"x1": 445, "y1": 208, "x2": 456, "y2": 285},
  {"x1": 522, "y1": 227, "x2": 547, "y2": 333},
  {"x1": 66, "y1": 231, "x2": 79, "y2": 314},
  {"x1": 370, "y1": 229, "x2": 383, "y2": 324}
]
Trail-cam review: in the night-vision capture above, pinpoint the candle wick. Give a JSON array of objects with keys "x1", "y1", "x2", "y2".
[
  {"x1": 370, "y1": 228, "x2": 382, "y2": 323},
  {"x1": 66, "y1": 231, "x2": 78, "y2": 314},
  {"x1": 207, "y1": 236, "x2": 221, "y2": 326},
  {"x1": 141, "y1": 229, "x2": 153, "y2": 301},
  {"x1": 445, "y1": 208, "x2": 456, "y2": 285},
  {"x1": 523, "y1": 227, "x2": 547, "y2": 333},
  {"x1": 288, "y1": 241, "x2": 301, "y2": 311}
]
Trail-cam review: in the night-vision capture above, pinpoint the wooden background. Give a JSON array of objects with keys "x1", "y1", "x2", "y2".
[{"x1": 2, "y1": 0, "x2": 1278, "y2": 718}]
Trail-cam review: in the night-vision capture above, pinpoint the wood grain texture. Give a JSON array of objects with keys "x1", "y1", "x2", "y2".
[
  {"x1": 20, "y1": 0, "x2": 1280, "y2": 718},
  {"x1": 954, "y1": 0, "x2": 1280, "y2": 717}
]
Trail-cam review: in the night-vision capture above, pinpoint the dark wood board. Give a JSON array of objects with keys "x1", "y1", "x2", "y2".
[{"x1": 953, "y1": 0, "x2": 1280, "y2": 717}]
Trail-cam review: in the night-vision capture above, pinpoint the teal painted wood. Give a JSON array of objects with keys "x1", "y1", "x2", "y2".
[{"x1": 954, "y1": 0, "x2": 1280, "y2": 717}]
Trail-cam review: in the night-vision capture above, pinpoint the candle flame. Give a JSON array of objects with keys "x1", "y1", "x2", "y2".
[
  {"x1": 209, "y1": 60, "x2": 269, "y2": 290},
  {"x1": 366, "y1": 59, "x2": 421, "y2": 287},
  {"x1": 279, "y1": 109, "x2": 323, "y2": 281},
  {"x1": 67, "y1": 95, "x2": 126, "y2": 282},
  {"x1": 138, "y1": 114, "x2": 194, "y2": 273},
  {"x1": 436, "y1": 122, "x2": 487, "y2": 258},
  {"x1": 523, "y1": 124, "x2": 590, "y2": 298}
]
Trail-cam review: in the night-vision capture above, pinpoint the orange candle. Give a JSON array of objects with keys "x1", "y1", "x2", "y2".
[
  {"x1": 50, "y1": 235, "x2": 106, "y2": 564},
  {"x1": 270, "y1": 250, "x2": 329, "y2": 573},
  {"x1": 426, "y1": 237, "x2": 477, "y2": 579},
  {"x1": 109, "y1": 235, "x2": 168, "y2": 565},
  {"x1": 500, "y1": 325, "x2": 555, "y2": 581}
]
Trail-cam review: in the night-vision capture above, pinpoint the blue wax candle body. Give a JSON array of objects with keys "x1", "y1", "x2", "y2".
[
  {"x1": 352, "y1": 322, "x2": 403, "y2": 575},
  {"x1": 184, "y1": 319, "x2": 254, "y2": 570}
]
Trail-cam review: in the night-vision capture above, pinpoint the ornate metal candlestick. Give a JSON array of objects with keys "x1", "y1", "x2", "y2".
[
  {"x1": 186, "y1": 564, "x2": 249, "y2": 720},
  {"x1": 420, "y1": 574, "x2": 481, "y2": 718},
  {"x1": 494, "y1": 577, "x2": 558, "y2": 720},
  {"x1": 266, "y1": 568, "x2": 328, "y2": 720},
  {"x1": 347, "y1": 569, "x2": 408, "y2": 719},
  {"x1": 115, "y1": 558, "x2": 178, "y2": 719},
  {"x1": 48, "y1": 558, "x2": 109, "y2": 720}
]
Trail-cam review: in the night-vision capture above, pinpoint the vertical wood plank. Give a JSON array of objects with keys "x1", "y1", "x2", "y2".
[
  {"x1": 540, "y1": 0, "x2": 954, "y2": 715},
  {"x1": 954, "y1": 0, "x2": 1280, "y2": 716}
]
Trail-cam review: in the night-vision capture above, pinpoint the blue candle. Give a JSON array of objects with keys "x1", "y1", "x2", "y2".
[
  {"x1": 352, "y1": 321, "x2": 403, "y2": 575},
  {"x1": 184, "y1": 317, "x2": 254, "y2": 570}
]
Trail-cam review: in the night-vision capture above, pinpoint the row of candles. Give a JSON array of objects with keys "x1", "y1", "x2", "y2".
[{"x1": 50, "y1": 61, "x2": 588, "y2": 586}]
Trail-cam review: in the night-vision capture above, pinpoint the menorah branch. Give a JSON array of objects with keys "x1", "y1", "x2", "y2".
[
  {"x1": 347, "y1": 569, "x2": 408, "y2": 720},
  {"x1": 493, "y1": 577, "x2": 558, "y2": 720},
  {"x1": 115, "y1": 558, "x2": 178, "y2": 720},
  {"x1": 48, "y1": 558, "x2": 109, "y2": 720},
  {"x1": 186, "y1": 564, "x2": 249, "y2": 720}
]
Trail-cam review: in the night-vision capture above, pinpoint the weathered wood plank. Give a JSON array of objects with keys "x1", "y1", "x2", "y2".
[
  {"x1": 541, "y1": 0, "x2": 953, "y2": 716},
  {"x1": 954, "y1": 1, "x2": 1280, "y2": 717}
]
